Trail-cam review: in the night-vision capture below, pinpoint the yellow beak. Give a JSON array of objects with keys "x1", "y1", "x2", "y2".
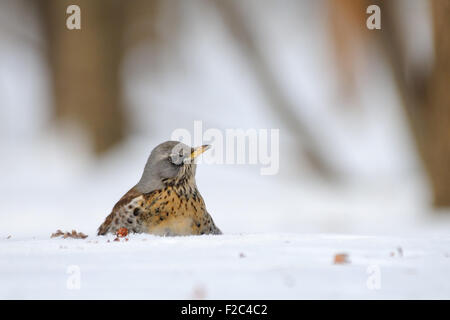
[{"x1": 190, "y1": 145, "x2": 211, "y2": 160}]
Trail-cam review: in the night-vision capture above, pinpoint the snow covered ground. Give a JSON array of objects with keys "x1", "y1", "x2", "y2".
[{"x1": 1, "y1": 233, "x2": 449, "y2": 299}]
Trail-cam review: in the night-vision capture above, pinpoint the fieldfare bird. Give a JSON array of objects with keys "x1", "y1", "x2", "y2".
[{"x1": 98, "y1": 141, "x2": 222, "y2": 236}]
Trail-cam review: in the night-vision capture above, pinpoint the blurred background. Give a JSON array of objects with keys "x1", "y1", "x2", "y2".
[{"x1": 1, "y1": 0, "x2": 449, "y2": 237}]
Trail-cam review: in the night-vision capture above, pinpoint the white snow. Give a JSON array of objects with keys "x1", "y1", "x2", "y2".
[{"x1": 1, "y1": 233, "x2": 449, "y2": 299}]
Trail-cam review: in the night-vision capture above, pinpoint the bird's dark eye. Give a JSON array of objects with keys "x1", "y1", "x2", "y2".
[{"x1": 169, "y1": 152, "x2": 184, "y2": 165}]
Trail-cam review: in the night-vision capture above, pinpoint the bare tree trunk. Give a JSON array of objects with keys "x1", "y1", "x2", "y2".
[
  {"x1": 328, "y1": 0, "x2": 368, "y2": 103},
  {"x1": 425, "y1": 0, "x2": 450, "y2": 206},
  {"x1": 376, "y1": 0, "x2": 450, "y2": 207},
  {"x1": 40, "y1": 0, "x2": 126, "y2": 154}
]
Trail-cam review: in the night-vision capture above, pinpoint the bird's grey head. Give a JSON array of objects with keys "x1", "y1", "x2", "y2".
[{"x1": 135, "y1": 141, "x2": 210, "y2": 194}]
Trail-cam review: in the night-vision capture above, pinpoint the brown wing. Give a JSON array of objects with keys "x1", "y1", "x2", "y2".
[{"x1": 97, "y1": 187, "x2": 144, "y2": 235}]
